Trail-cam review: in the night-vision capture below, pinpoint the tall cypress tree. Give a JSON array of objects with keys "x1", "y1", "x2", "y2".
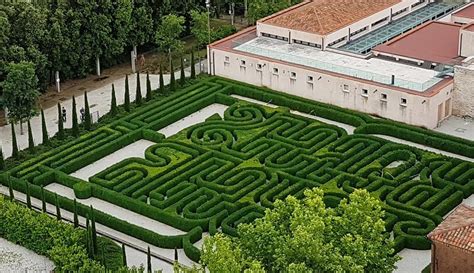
[
  {"x1": 0, "y1": 147, "x2": 5, "y2": 170},
  {"x1": 159, "y1": 64, "x2": 165, "y2": 94},
  {"x1": 190, "y1": 50, "x2": 196, "y2": 79},
  {"x1": 41, "y1": 109, "x2": 48, "y2": 144},
  {"x1": 174, "y1": 247, "x2": 178, "y2": 261},
  {"x1": 73, "y1": 199, "x2": 79, "y2": 228},
  {"x1": 122, "y1": 243, "x2": 127, "y2": 267},
  {"x1": 135, "y1": 72, "x2": 142, "y2": 106},
  {"x1": 27, "y1": 120, "x2": 34, "y2": 151},
  {"x1": 146, "y1": 72, "x2": 152, "y2": 101},
  {"x1": 72, "y1": 96, "x2": 79, "y2": 136},
  {"x1": 90, "y1": 206, "x2": 98, "y2": 253},
  {"x1": 41, "y1": 186, "x2": 46, "y2": 212},
  {"x1": 26, "y1": 182, "x2": 31, "y2": 209},
  {"x1": 8, "y1": 176, "x2": 14, "y2": 201},
  {"x1": 55, "y1": 193, "x2": 61, "y2": 220},
  {"x1": 11, "y1": 123, "x2": 18, "y2": 158},
  {"x1": 57, "y1": 103, "x2": 64, "y2": 139},
  {"x1": 110, "y1": 84, "x2": 117, "y2": 116},
  {"x1": 86, "y1": 215, "x2": 93, "y2": 258},
  {"x1": 170, "y1": 61, "x2": 176, "y2": 92},
  {"x1": 180, "y1": 57, "x2": 186, "y2": 86},
  {"x1": 147, "y1": 246, "x2": 152, "y2": 273},
  {"x1": 124, "y1": 75, "x2": 130, "y2": 112},
  {"x1": 84, "y1": 92, "x2": 91, "y2": 130}
]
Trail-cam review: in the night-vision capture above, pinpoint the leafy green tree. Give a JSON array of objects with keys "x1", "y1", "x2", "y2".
[
  {"x1": 90, "y1": 206, "x2": 98, "y2": 253},
  {"x1": 74, "y1": 199, "x2": 79, "y2": 228},
  {"x1": 135, "y1": 72, "x2": 142, "y2": 106},
  {"x1": 27, "y1": 119, "x2": 34, "y2": 151},
  {"x1": 0, "y1": 147, "x2": 4, "y2": 170},
  {"x1": 57, "y1": 103, "x2": 64, "y2": 139},
  {"x1": 159, "y1": 64, "x2": 165, "y2": 94},
  {"x1": 247, "y1": 0, "x2": 302, "y2": 24},
  {"x1": 124, "y1": 75, "x2": 131, "y2": 112},
  {"x1": 201, "y1": 189, "x2": 400, "y2": 272},
  {"x1": 41, "y1": 185, "x2": 46, "y2": 212},
  {"x1": 84, "y1": 92, "x2": 91, "y2": 130},
  {"x1": 55, "y1": 193, "x2": 61, "y2": 220},
  {"x1": 11, "y1": 123, "x2": 18, "y2": 158},
  {"x1": 170, "y1": 61, "x2": 176, "y2": 91},
  {"x1": 129, "y1": 0, "x2": 153, "y2": 54},
  {"x1": 180, "y1": 57, "x2": 186, "y2": 85},
  {"x1": 26, "y1": 182, "x2": 31, "y2": 209},
  {"x1": 190, "y1": 10, "x2": 209, "y2": 48},
  {"x1": 72, "y1": 96, "x2": 79, "y2": 137},
  {"x1": 122, "y1": 243, "x2": 127, "y2": 267},
  {"x1": 41, "y1": 109, "x2": 48, "y2": 144},
  {"x1": 2, "y1": 61, "x2": 40, "y2": 134},
  {"x1": 155, "y1": 14, "x2": 185, "y2": 54},
  {"x1": 111, "y1": 84, "x2": 118, "y2": 116},
  {"x1": 146, "y1": 72, "x2": 152, "y2": 101},
  {"x1": 8, "y1": 176, "x2": 14, "y2": 201}
]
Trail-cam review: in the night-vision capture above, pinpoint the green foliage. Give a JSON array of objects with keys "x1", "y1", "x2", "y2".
[
  {"x1": 170, "y1": 61, "x2": 176, "y2": 91},
  {"x1": 26, "y1": 182, "x2": 31, "y2": 209},
  {"x1": 147, "y1": 246, "x2": 152, "y2": 273},
  {"x1": 202, "y1": 189, "x2": 400, "y2": 272},
  {"x1": 27, "y1": 119, "x2": 34, "y2": 151},
  {"x1": 11, "y1": 123, "x2": 18, "y2": 158},
  {"x1": 180, "y1": 57, "x2": 186, "y2": 86},
  {"x1": 146, "y1": 72, "x2": 152, "y2": 101},
  {"x1": 84, "y1": 92, "x2": 91, "y2": 130},
  {"x1": 0, "y1": 147, "x2": 4, "y2": 170},
  {"x1": 190, "y1": 50, "x2": 196, "y2": 79},
  {"x1": 74, "y1": 199, "x2": 79, "y2": 228},
  {"x1": 159, "y1": 64, "x2": 165, "y2": 94},
  {"x1": 190, "y1": 10, "x2": 236, "y2": 48},
  {"x1": 136, "y1": 72, "x2": 142, "y2": 106},
  {"x1": 111, "y1": 84, "x2": 118, "y2": 116},
  {"x1": 74, "y1": 182, "x2": 92, "y2": 199},
  {"x1": 57, "y1": 103, "x2": 64, "y2": 139},
  {"x1": 155, "y1": 14, "x2": 185, "y2": 54},
  {"x1": 122, "y1": 243, "x2": 127, "y2": 267},
  {"x1": 55, "y1": 193, "x2": 61, "y2": 220},
  {"x1": 72, "y1": 96, "x2": 79, "y2": 137},
  {"x1": 41, "y1": 186, "x2": 46, "y2": 212},
  {"x1": 248, "y1": 0, "x2": 303, "y2": 24},
  {"x1": 41, "y1": 109, "x2": 48, "y2": 144},
  {"x1": 2, "y1": 61, "x2": 40, "y2": 124},
  {"x1": 125, "y1": 74, "x2": 131, "y2": 112}
]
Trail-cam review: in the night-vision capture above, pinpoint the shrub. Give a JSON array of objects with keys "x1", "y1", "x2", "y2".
[{"x1": 74, "y1": 182, "x2": 93, "y2": 199}]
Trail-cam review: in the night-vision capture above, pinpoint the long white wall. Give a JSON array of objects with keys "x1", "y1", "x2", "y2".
[{"x1": 210, "y1": 48, "x2": 453, "y2": 129}]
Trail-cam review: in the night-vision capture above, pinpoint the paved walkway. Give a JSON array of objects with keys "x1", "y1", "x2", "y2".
[{"x1": 0, "y1": 62, "x2": 206, "y2": 159}]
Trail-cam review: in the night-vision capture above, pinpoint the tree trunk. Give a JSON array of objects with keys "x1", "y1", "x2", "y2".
[{"x1": 96, "y1": 56, "x2": 101, "y2": 76}]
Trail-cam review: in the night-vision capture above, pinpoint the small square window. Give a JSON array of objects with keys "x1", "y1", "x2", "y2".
[
  {"x1": 225, "y1": 56, "x2": 230, "y2": 62},
  {"x1": 273, "y1": 67, "x2": 279, "y2": 74},
  {"x1": 362, "y1": 89, "x2": 368, "y2": 97},
  {"x1": 307, "y1": 76, "x2": 314, "y2": 82},
  {"x1": 401, "y1": 98, "x2": 407, "y2": 106},
  {"x1": 381, "y1": 93, "x2": 388, "y2": 101},
  {"x1": 291, "y1": 72, "x2": 297, "y2": 78},
  {"x1": 241, "y1": 60, "x2": 246, "y2": 66},
  {"x1": 343, "y1": 84, "x2": 349, "y2": 92},
  {"x1": 257, "y1": 64, "x2": 263, "y2": 70}
]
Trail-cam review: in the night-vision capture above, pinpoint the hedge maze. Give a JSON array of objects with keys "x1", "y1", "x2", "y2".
[{"x1": 1, "y1": 77, "x2": 473, "y2": 262}]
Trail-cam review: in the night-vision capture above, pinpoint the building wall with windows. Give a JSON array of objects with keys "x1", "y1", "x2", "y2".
[{"x1": 210, "y1": 48, "x2": 453, "y2": 128}]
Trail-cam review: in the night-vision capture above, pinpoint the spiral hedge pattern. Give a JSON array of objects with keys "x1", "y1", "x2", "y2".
[{"x1": 2, "y1": 77, "x2": 473, "y2": 262}]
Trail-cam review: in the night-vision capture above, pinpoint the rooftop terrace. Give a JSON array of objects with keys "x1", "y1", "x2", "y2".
[{"x1": 234, "y1": 36, "x2": 443, "y2": 92}]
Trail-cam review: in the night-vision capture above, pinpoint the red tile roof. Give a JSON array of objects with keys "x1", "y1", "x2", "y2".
[
  {"x1": 374, "y1": 21, "x2": 462, "y2": 65},
  {"x1": 453, "y1": 3, "x2": 474, "y2": 19},
  {"x1": 259, "y1": 0, "x2": 401, "y2": 35},
  {"x1": 428, "y1": 204, "x2": 474, "y2": 252}
]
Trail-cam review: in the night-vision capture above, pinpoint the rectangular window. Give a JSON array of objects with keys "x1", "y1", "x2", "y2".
[
  {"x1": 343, "y1": 84, "x2": 350, "y2": 92},
  {"x1": 400, "y1": 98, "x2": 407, "y2": 106},
  {"x1": 371, "y1": 16, "x2": 389, "y2": 28},
  {"x1": 362, "y1": 89, "x2": 369, "y2": 97},
  {"x1": 381, "y1": 93, "x2": 388, "y2": 101},
  {"x1": 307, "y1": 75, "x2": 314, "y2": 82},
  {"x1": 290, "y1": 72, "x2": 297, "y2": 79},
  {"x1": 273, "y1": 67, "x2": 279, "y2": 74},
  {"x1": 257, "y1": 64, "x2": 263, "y2": 70},
  {"x1": 240, "y1": 60, "x2": 246, "y2": 66},
  {"x1": 225, "y1": 56, "x2": 230, "y2": 62}
]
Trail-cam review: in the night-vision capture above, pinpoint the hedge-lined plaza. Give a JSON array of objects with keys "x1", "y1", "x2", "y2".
[{"x1": 1, "y1": 77, "x2": 473, "y2": 263}]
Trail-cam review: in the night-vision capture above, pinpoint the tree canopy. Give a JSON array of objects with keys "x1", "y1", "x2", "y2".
[
  {"x1": 155, "y1": 14, "x2": 186, "y2": 54},
  {"x1": 200, "y1": 189, "x2": 400, "y2": 273}
]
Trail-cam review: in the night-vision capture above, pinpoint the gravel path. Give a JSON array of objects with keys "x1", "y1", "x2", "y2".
[{"x1": 0, "y1": 237, "x2": 55, "y2": 273}]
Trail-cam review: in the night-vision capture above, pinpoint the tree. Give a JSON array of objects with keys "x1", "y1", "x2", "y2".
[
  {"x1": 135, "y1": 72, "x2": 142, "y2": 106},
  {"x1": 174, "y1": 247, "x2": 178, "y2": 261},
  {"x1": 0, "y1": 147, "x2": 4, "y2": 170},
  {"x1": 201, "y1": 189, "x2": 399, "y2": 272},
  {"x1": 190, "y1": 10, "x2": 209, "y2": 48},
  {"x1": 41, "y1": 186, "x2": 46, "y2": 213},
  {"x1": 146, "y1": 72, "x2": 152, "y2": 101},
  {"x1": 147, "y1": 246, "x2": 152, "y2": 273},
  {"x1": 124, "y1": 75, "x2": 130, "y2": 112},
  {"x1": 73, "y1": 199, "x2": 79, "y2": 228},
  {"x1": 155, "y1": 14, "x2": 185, "y2": 55},
  {"x1": 8, "y1": 176, "x2": 14, "y2": 201},
  {"x1": 55, "y1": 193, "x2": 61, "y2": 220},
  {"x1": 90, "y1": 206, "x2": 98, "y2": 253},
  {"x1": 190, "y1": 50, "x2": 196, "y2": 79},
  {"x1": 110, "y1": 84, "x2": 118, "y2": 116},
  {"x1": 129, "y1": 0, "x2": 153, "y2": 55},
  {"x1": 248, "y1": 0, "x2": 302, "y2": 24},
  {"x1": 72, "y1": 96, "x2": 79, "y2": 136},
  {"x1": 122, "y1": 244, "x2": 127, "y2": 267},
  {"x1": 84, "y1": 92, "x2": 91, "y2": 130},
  {"x1": 57, "y1": 103, "x2": 64, "y2": 139},
  {"x1": 11, "y1": 123, "x2": 18, "y2": 158},
  {"x1": 27, "y1": 119, "x2": 34, "y2": 151},
  {"x1": 170, "y1": 61, "x2": 176, "y2": 91},
  {"x1": 159, "y1": 64, "x2": 165, "y2": 94},
  {"x1": 26, "y1": 182, "x2": 31, "y2": 209},
  {"x1": 180, "y1": 57, "x2": 186, "y2": 86},
  {"x1": 2, "y1": 61, "x2": 40, "y2": 135},
  {"x1": 41, "y1": 109, "x2": 48, "y2": 144}
]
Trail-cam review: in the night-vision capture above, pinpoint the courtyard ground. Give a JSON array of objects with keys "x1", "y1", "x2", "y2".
[{"x1": 0, "y1": 237, "x2": 55, "y2": 273}]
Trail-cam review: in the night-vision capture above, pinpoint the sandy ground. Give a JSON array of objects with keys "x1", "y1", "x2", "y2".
[
  {"x1": 158, "y1": 104, "x2": 228, "y2": 137},
  {"x1": 70, "y1": 140, "x2": 156, "y2": 181},
  {"x1": 0, "y1": 237, "x2": 55, "y2": 273}
]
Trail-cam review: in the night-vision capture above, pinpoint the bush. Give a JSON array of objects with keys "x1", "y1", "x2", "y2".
[{"x1": 74, "y1": 182, "x2": 93, "y2": 199}]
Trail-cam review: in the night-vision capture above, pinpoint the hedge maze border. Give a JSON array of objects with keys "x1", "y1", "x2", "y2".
[{"x1": 1, "y1": 77, "x2": 473, "y2": 262}]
